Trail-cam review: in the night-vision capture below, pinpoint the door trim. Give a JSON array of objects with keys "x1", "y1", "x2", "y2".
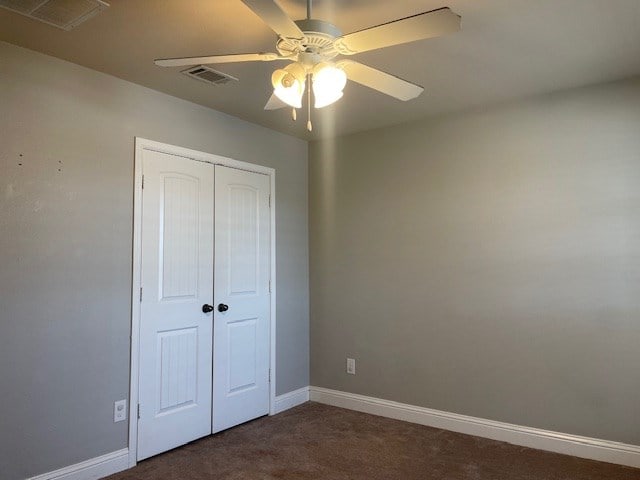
[{"x1": 128, "y1": 137, "x2": 277, "y2": 468}]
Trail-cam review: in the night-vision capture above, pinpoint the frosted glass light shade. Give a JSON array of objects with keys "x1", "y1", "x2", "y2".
[
  {"x1": 312, "y1": 64, "x2": 347, "y2": 108},
  {"x1": 272, "y1": 63, "x2": 306, "y2": 109}
]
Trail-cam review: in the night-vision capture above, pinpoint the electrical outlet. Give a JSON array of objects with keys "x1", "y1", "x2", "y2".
[
  {"x1": 114, "y1": 399, "x2": 127, "y2": 423},
  {"x1": 346, "y1": 358, "x2": 356, "y2": 375}
]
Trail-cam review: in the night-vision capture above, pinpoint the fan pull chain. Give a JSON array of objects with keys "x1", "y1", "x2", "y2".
[{"x1": 307, "y1": 74, "x2": 312, "y2": 131}]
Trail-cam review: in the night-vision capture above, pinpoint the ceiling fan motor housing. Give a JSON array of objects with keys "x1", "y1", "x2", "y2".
[
  {"x1": 276, "y1": 19, "x2": 342, "y2": 62},
  {"x1": 295, "y1": 19, "x2": 342, "y2": 38}
]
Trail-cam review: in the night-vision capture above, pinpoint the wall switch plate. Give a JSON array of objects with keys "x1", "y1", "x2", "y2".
[
  {"x1": 114, "y1": 399, "x2": 127, "y2": 423},
  {"x1": 346, "y1": 358, "x2": 356, "y2": 375}
]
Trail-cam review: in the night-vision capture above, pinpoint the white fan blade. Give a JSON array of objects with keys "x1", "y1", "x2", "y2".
[
  {"x1": 264, "y1": 93, "x2": 288, "y2": 110},
  {"x1": 340, "y1": 61, "x2": 424, "y2": 101},
  {"x1": 155, "y1": 52, "x2": 286, "y2": 67},
  {"x1": 241, "y1": 0, "x2": 304, "y2": 39},
  {"x1": 335, "y1": 7, "x2": 460, "y2": 55}
]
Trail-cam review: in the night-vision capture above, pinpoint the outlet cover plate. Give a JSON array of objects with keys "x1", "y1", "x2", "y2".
[
  {"x1": 114, "y1": 399, "x2": 127, "y2": 422},
  {"x1": 346, "y1": 358, "x2": 356, "y2": 375}
]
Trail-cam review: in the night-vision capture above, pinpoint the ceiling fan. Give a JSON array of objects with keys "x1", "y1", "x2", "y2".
[{"x1": 155, "y1": 0, "x2": 461, "y2": 131}]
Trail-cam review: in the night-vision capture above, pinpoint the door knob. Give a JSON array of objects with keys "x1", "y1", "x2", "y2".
[
  {"x1": 202, "y1": 304, "x2": 214, "y2": 313},
  {"x1": 218, "y1": 303, "x2": 229, "y2": 312}
]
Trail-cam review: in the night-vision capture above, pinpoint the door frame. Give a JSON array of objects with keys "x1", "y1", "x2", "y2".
[{"x1": 128, "y1": 137, "x2": 277, "y2": 468}]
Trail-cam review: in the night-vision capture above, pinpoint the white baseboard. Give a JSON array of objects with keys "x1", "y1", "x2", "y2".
[
  {"x1": 310, "y1": 386, "x2": 640, "y2": 469},
  {"x1": 273, "y1": 386, "x2": 310, "y2": 414},
  {"x1": 28, "y1": 448, "x2": 129, "y2": 480}
]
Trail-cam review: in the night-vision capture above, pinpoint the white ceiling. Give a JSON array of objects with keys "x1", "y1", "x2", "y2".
[{"x1": 2, "y1": 0, "x2": 639, "y2": 140}]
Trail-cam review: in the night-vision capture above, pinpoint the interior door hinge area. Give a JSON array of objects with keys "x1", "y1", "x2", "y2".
[
  {"x1": 141, "y1": 175, "x2": 144, "y2": 189},
  {"x1": 139, "y1": 287, "x2": 143, "y2": 302},
  {"x1": 268, "y1": 194, "x2": 271, "y2": 208},
  {"x1": 268, "y1": 369, "x2": 271, "y2": 383},
  {"x1": 137, "y1": 404, "x2": 141, "y2": 419}
]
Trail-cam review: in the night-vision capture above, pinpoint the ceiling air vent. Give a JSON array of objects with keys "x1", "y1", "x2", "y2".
[
  {"x1": 182, "y1": 66, "x2": 239, "y2": 86},
  {"x1": 0, "y1": 0, "x2": 109, "y2": 30}
]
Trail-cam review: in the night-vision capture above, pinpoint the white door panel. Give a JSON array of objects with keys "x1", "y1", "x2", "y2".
[
  {"x1": 213, "y1": 165, "x2": 271, "y2": 432},
  {"x1": 136, "y1": 151, "x2": 272, "y2": 457},
  {"x1": 137, "y1": 151, "x2": 214, "y2": 460}
]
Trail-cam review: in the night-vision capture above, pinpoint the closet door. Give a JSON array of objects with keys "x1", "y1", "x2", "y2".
[
  {"x1": 212, "y1": 165, "x2": 271, "y2": 432},
  {"x1": 137, "y1": 150, "x2": 214, "y2": 460}
]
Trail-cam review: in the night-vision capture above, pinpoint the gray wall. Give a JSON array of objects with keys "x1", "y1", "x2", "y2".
[
  {"x1": 0, "y1": 42, "x2": 309, "y2": 480},
  {"x1": 309, "y1": 78, "x2": 640, "y2": 445}
]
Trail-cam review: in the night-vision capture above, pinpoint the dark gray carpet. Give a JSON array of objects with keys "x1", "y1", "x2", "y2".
[{"x1": 106, "y1": 402, "x2": 640, "y2": 479}]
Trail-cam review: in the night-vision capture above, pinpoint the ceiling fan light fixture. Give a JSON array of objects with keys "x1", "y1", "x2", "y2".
[
  {"x1": 272, "y1": 63, "x2": 306, "y2": 109},
  {"x1": 312, "y1": 63, "x2": 347, "y2": 109},
  {"x1": 156, "y1": 2, "x2": 461, "y2": 128}
]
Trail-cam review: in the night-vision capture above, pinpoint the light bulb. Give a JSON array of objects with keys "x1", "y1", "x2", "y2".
[
  {"x1": 272, "y1": 63, "x2": 306, "y2": 109},
  {"x1": 312, "y1": 63, "x2": 347, "y2": 109}
]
